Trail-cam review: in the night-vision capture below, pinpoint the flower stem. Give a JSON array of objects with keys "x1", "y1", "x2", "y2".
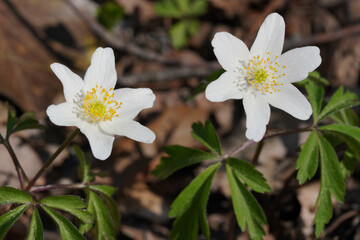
[
  {"x1": 0, "y1": 134, "x2": 28, "y2": 189},
  {"x1": 26, "y1": 128, "x2": 80, "y2": 190},
  {"x1": 30, "y1": 183, "x2": 86, "y2": 193},
  {"x1": 227, "y1": 125, "x2": 313, "y2": 158}
]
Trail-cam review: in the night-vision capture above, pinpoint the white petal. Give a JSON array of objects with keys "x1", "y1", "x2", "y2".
[
  {"x1": 265, "y1": 84, "x2": 312, "y2": 120},
  {"x1": 46, "y1": 102, "x2": 79, "y2": 127},
  {"x1": 50, "y1": 63, "x2": 85, "y2": 102},
  {"x1": 84, "y1": 47, "x2": 117, "y2": 90},
  {"x1": 250, "y1": 13, "x2": 285, "y2": 58},
  {"x1": 243, "y1": 93, "x2": 270, "y2": 142},
  {"x1": 205, "y1": 71, "x2": 245, "y2": 102},
  {"x1": 278, "y1": 47, "x2": 321, "y2": 83},
  {"x1": 212, "y1": 32, "x2": 250, "y2": 71},
  {"x1": 113, "y1": 88, "x2": 155, "y2": 119},
  {"x1": 100, "y1": 119, "x2": 155, "y2": 143},
  {"x1": 80, "y1": 122, "x2": 115, "y2": 160}
]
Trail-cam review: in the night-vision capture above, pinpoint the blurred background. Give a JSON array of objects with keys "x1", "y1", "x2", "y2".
[{"x1": 0, "y1": 0, "x2": 360, "y2": 239}]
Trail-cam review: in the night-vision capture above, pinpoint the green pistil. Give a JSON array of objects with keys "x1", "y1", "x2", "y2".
[
  {"x1": 91, "y1": 101, "x2": 106, "y2": 117},
  {"x1": 254, "y1": 69, "x2": 268, "y2": 83}
]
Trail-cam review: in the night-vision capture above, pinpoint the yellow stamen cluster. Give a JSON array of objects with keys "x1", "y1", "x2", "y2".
[
  {"x1": 83, "y1": 85, "x2": 122, "y2": 122},
  {"x1": 243, "y1": 52, "x2": 285, "y2": 94}
]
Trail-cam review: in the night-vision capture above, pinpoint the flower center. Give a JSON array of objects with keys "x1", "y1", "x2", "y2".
[
  {"x1": 82, "y1": 85, "x2": 122, "y2": 122},
  {"x1": 243, "y1": 52, "x2": 285, "y2": 94}
]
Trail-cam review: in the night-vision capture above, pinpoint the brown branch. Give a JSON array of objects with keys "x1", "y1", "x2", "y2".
[{"x1": 320, "y1": 210, "x2": 359, "y2": 239}]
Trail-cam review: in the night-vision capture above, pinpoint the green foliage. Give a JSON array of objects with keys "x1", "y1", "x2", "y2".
[
  {"x1": 191, "y1": 121, "x2": 222, "y2": 154},
  {"x1": 330, "y1": 108, "x2": 359, "y2": 126},
  {"x1": 74, "y1": 145, "x2": 95, "y2": 183},
  {"x1": 42, "y1": 206, "x2": 85, "y2": 240},
  {"x1": 26, "y1": 208, "x2": 43, "y2": 240},
  {"x1": 40, "y1": 196, "x2": 93, "y2": 224},
  {"x1": 305, "y1": 80, "x2": 324, "y2": 120},
  {"x1": 0, "y1": 186, "x2": 33, "y2": 205},
  {"x1": 340, "y1": 151, "x2": 357, "y2": 180},
  {"x1": 97, "y1": 1, "x2": 125, "y2": 30},
  {"x1": 152, "y1": 145, "x2": 218, "y2": 179},
  {"x1": 295, "y1": 132, "x2": 319, "y2": 184},
  {"x1": 190, "y1": 69, "x2": 225, "y2": 98},
  {"x1": 89, "y1": 185, "x2": 117, "y2": 197},
  {"x1": 0, "y1": 205, "x2": 29, "y2": 239},
  {"x1": 315, "y1": 86, "x2": 360, "y2": 124},
  {"x1": 313, "y1": 133, "x2": 346, "y2": 237},
  {"x1": 169, "y1": 163, "x2": 220, "y2": 240},
  {"x1": 227, "y1": 158, "x2": 271, "y2": 193},
  {"x1": 5, "y1": 103, "x2": 44, "y2": 140},
  {"x1": 154, "y1": 0, "x2": 208, "y2": 48},
  {"x1": 226, "y1": 165, "x2": 267, "y2": 240}
]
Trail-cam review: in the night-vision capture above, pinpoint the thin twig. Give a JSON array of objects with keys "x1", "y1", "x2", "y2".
[
  {"x1": 320, "y1": 210, "x2": 359, "y2": 239},
  {"x1": 30, "y1": 183, "x2": 87, "y2": 193},
  {"x1": 0, "y1": 134, "x2": 28, "y2": 188},
  {"x1": 251, "y1": 140, "x2": 264, "y2": 166},
  {"x1": 26, "y1": 128, "x2": 80, "y2": 190}
]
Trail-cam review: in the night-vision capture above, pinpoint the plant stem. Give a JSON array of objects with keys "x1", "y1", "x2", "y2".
[
  {"x1": 251, "y1": 140, "x2": 264, "y2": 165},
  {"x1": 0, "y1": 134, "x2": 28, "y2": 189},
  {"x1": 227, "y1": 125, "x2": 313, "y2": 158},
  {"x1": 26, "y1": 128, "x2": 80, "y2": 190},
  {"x1": 30, "y1": 183, "x2": 86, "y2": 193}
]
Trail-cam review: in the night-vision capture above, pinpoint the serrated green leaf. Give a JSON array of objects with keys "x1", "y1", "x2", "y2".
[
  {"x1": 0, "y1": 186, "x2": 33, "y2": 205},
  {"x1": 0, "y1": 204, "x2": 29, "y2": 239},
  {"x1": 152, "y1": 145, "x2": 218, "y2": 179},
  {"x1": 305, "y1": 80, "x2": 324, "y2": 120},
  {"x1": 340, "y1": 151, "x2": 357, "y2": 180},
  {"x1": 226, "y1": 165, "x2": 267, "y2": 240},
  {"x1": 40, "y1": 196, "x2": 93, "y2": 224},
  {"x1": 319, "y1": 124, "x2": 360, "y2": 161},
  {"x1": 12, "y1": 119, "x2": 45, "y2": 134},
  {"x1": 170, "y1": 21, "x2": 188, "y2": 49},
  {"x1": 26, "y1": 208, "x2": 43, "y2": 240},
  {"x1": 42, "y1": 206, "x2": 85, "y2": 240},
  {"x1": 154, "y1": 0, "x2": 182, "y2": 18},
  {"x1": 97, "y1": 2, "x2": 124, "y2": 30},
  {"x1": 191, "y1": 121, "x2": 222, "y2": 155},
  {"x1": 317, "y1": 134, "x2": 345, "y2": 202},
  {"x1": 314, "y1": 188, "x2": 332, "y2": 237},
  {"x1": 74, "y1": 145, "x2": 94, "y2": 183},
  {"x1": 189, "y1": 0, "x2": 207, "y2": 16},
  {"x1": 296, "y1": 132, "x2": 319, "y2": 184},
  {"x1": 170, "y1": 162, "x2": 221, "y2": 240},
  {"x1": 90, "y1": 191, "x2": 116, "y2": 240},
  {"x1": 79, "y1": 196, "x2": 95, "y2": 234},
  {"x1": 89, "y1": 185, "x2": 117, "y2": 197},
  {"x1": 99, "y1": 192, "x2": 121, "y2": 233},
  {"x1": 316, "y1": 86, "x2": 360, "y2": 123},
  {"x1": 330, "y1": 108, "x2": 359, "y2": 126},
  {"x1": 227, "y1": 158, "x2": 271, "y2": 193}
]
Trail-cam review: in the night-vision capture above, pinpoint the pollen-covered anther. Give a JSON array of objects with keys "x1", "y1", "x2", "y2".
[
  {"x1": 82, "y1": 85, "x2": 122, "y2": 122},
  {"x1": 245, "y1": 53, "x2": 286, "y2": 93}
]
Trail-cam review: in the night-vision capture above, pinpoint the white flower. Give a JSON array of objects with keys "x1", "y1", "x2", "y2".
[
  {"x1": 47, "y1": 47, "x2": 156, "y2": 160},
  {"x1": 205, "y1": 13, "x2": 321, "y2": 142}
]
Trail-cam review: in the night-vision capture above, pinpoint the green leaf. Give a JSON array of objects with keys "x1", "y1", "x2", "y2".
[
  {"x1": 319, "y1": 124, "x2": 360, "y2": 160},
  {"x1": 154, "y1": 0, "x2": 182, "y2": 18},
  {"x1": 191, "y1": 121, "x2": 222, "y2": 155},
  {"x1": 79, "y1": 194, "x2": 95, "y2": 234},
  {"x1": 317, "y1": 134, "x2": 345, "y2": 203},
  {"x1": 189, "y1": 0, "x2": 207, "y2": 16},
  {"x1": 186, "y1": 19, "x2": 200, "y2": 36},
  {"x1": 316, "y1": 86, "x2": 360, "y2": 123},
  {"x1": 190, "y1": 69, "x2": 225, "y2": 99},
  {"x1": 42, "y1": 206, "x2": 85, "y2": 240},
  {"x1": 0, "y1": 186, "x2": 33, "y2": 205},
  {"x1": 89, "y1": 185, "x2": 117, "y2": 197},
  {"x1": 340, "y1": 151, "x2": 357, "y2": 180},
  {"x1": 99, "y1": 193, "x2": 121, "y2": 232},
  {"x1": 330, "y1": 108, "x2": 359, "y2": 126},
  {"x1": 295, "y1": 132, "x2": 319, "y2": 184},
  {"x1": 90, "y1": 191, "x2": 116, "y2": 240},
  {"x1": 305, "y1": 80, "x2": 324, "y2": 120},
  {"x1": 152, "y1": 145, "x2": 218, "y2": 179},
  {"x1": 96, "y1": 1, "x2": 124, "y2": 30},
  {"x1": 227, "y1": 158, "x2": 271, "y2": 193},
  {"x1": 6, "y1": 103, "x2": 17, "y2": 138},
  {"x1": 169, "y1": 162, "x2": 221, "y2": 240},
  {"x1": 314, "y1": 188, "x2": 332, "y2": 237},
  {"x1": 307, "y1": 71, "x2": 330, "y2": 86},
  {"x1": 74, "y1": 145, "x2": 94, "y2": 183},
  {"x1": 40, "y1": 196, "x2": 93, "y2": 224},
  {"x1": 0, "y1": 204, "x2": 29, "y2": 239},
  {"x1": 170, "y1": 21, "x2": 188, "y2": 49},
  {"x1": 26, "y1": 208, "x2": 43, "y2": 240},
  {"x1": 226, "y1": 165, "x2": 267, "y2": 240}
]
